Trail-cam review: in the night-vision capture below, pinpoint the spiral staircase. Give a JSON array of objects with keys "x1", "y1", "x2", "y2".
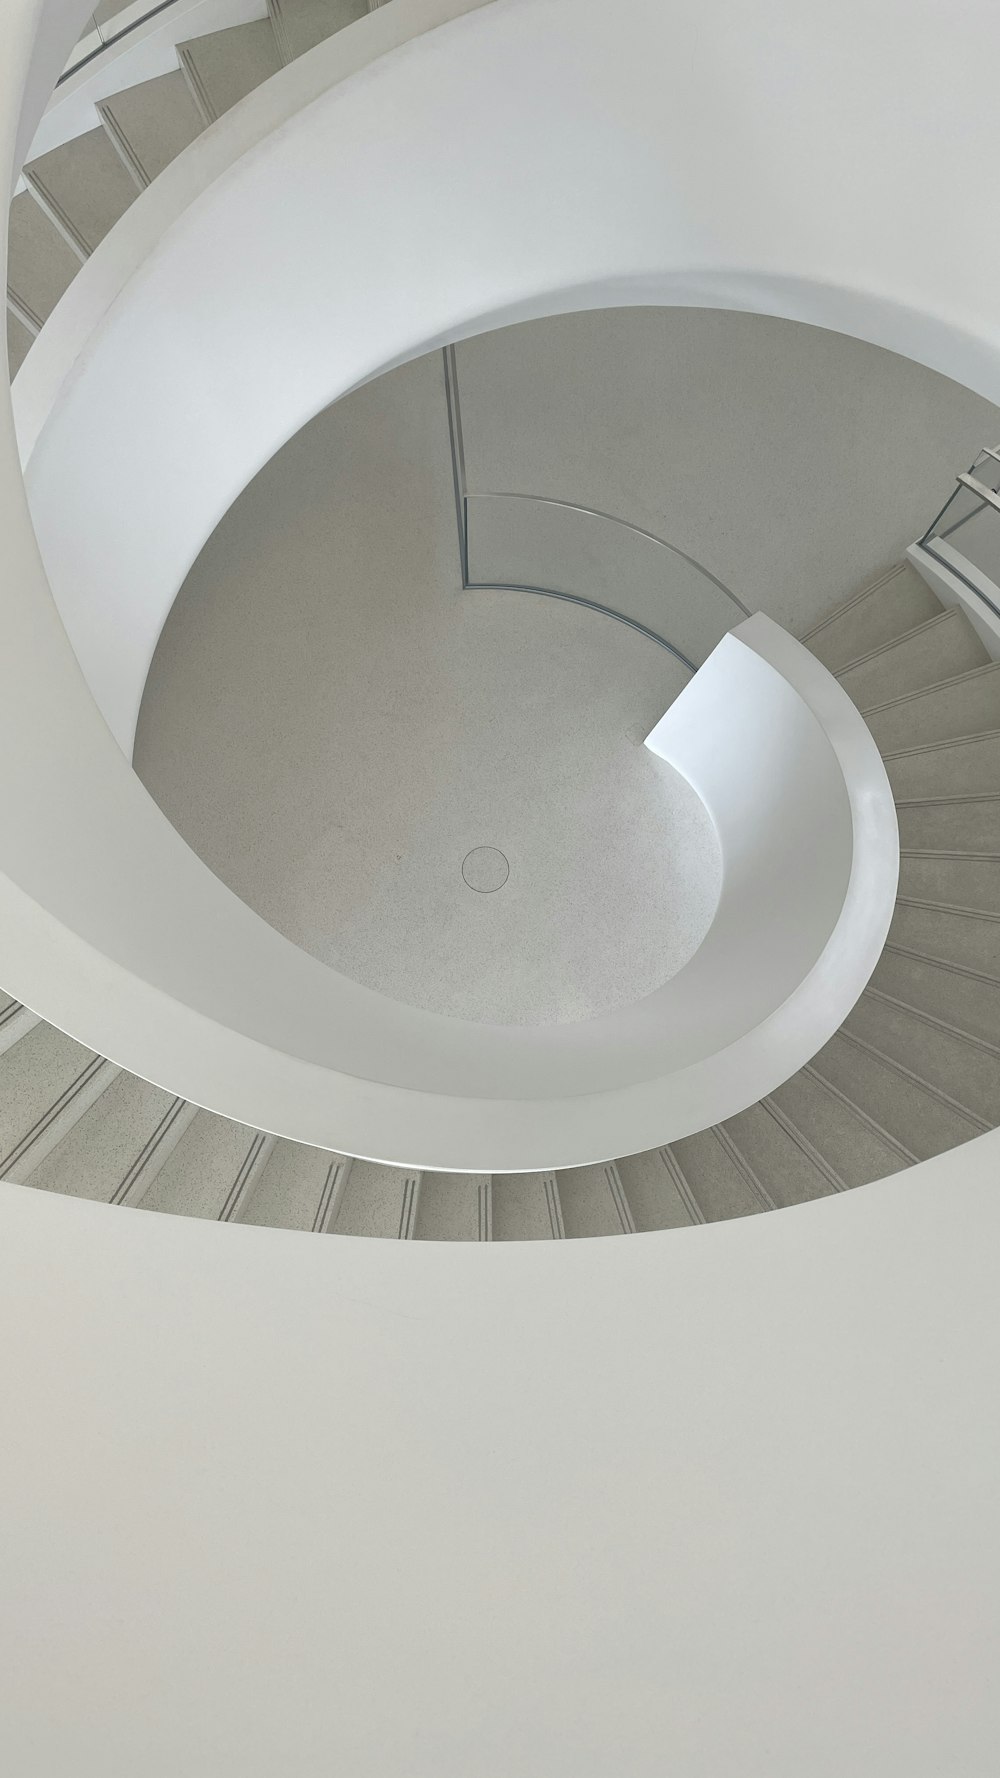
[
  {"x1": 4, "y1": 2, "x2": 1000, "y2": 1772},
  {"x1": 5, "y1": 0, "x2": 1000, "y2": 1239},
  {"x1": 0, "y1": 550, "x2": 995, "y2": 1238}
]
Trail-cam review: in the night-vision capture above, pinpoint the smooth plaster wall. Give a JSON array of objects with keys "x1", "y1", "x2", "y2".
[
  {"x1": 2, "y1": 1137, "x2": 999, "y2": 1777},
  {"x1": 456, "y1": 308, "x2": 1000, "y2": 634}
]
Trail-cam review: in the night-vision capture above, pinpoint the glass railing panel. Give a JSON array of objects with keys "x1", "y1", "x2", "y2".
[
  {"x1": 918, "y1": 452, "x2": 1000, "y2": 619},
  {"x1": 464, "y1": 492, "x2": 747, "y2": 670}
]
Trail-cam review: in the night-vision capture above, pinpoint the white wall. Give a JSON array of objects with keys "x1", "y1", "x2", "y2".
[{"x1": 2, "y1": 1141, "x2": 999, "y2": 1776}]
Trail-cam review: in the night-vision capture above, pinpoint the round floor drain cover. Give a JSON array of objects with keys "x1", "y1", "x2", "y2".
[{"x1": 462, "y1": 846, "x2": 510, "y2": 893}]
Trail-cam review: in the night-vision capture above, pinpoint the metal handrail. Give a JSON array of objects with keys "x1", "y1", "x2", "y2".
[
  {"x1": 57, "y1": 0, "x2": 181, "y2": 84},
  {"x1": 442, "y1": 345, "x2": 747, "y2": 671},
  {"x1": 916, "y1": 447, "x2": 1000, "y2": 622}
]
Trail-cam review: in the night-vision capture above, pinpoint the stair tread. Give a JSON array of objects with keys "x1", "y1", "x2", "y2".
[
  {"x1": 271, "y1": 0, "x2": 368, "y2": 61},
  {"x1": 333, "y1": 1159, "x2": 420, "y2": 1239},
  {"x1": 7, "y1": 190, "x2": 79, "y2": 327},
  {"x1": 801, "y1": 564, "x2": 942, "y2": 670},
  {"x1": 27, "y1": 1071, "x2": 177, "y2": 1201},
  {"x1": 615, "y1": 1150, "x2": 693, "y2": 1231},
  {"x1": 557, "y1": 1164, "x2": 629, "y2": 1238},
  {"x1": 415, "y1": 1172, "x2": 488, "y2": 1242},
  {"x1": 721, "y1": 1103, "x2": 837, "y2": 1207},
  {"x1": 139, "y1": 1110, "x2": 257, "y2": 1218},
  {"x1": 769, "y1": 1069, "x2": 911, "y2": 1186},
  {"x1": 668, "y1": 1129, "x2": 767, "y2": 1222},
  {"x1": 838, "y1": 608, "x2": 988, "y2": 710},
  {"x1": 898, "y1": 852, "x2": 1000, "y2": 916},
  {"x1": 889, "y1": 901, "x2": 1000, "y2": 976},
  {"x1": 866, "y1": 662, "x2": 1000, "y2": 752},
  {"x1": 180, "y1": 21, "x2": 281, "y2": 121},
  {"x1": 845, "y1": 994, "x2": 1000, "y2": 1125},
  {"x1": 896, "y1": 797, "x2": 1000, "y2": 852},
  {"x1": 26, "y1": 125, "x2": 140, "y2": 254},
  {"x1": 6, "y1": 309, "x2": 33, "y2": 379},
  {"x1": 810, "y1": 1030, "x2": 983, "y2": 1159},
  {"x1": 491, "y1": 1172, "x2": 562, "y2": 1241},
  {"x1": 100, "y1": 68, "x2": 205, "y2": 184},
  {"x1": 0, "y1": 1022, "x2": 96, "y2": 1169}
]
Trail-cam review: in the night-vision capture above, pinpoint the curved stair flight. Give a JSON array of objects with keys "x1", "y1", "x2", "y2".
[
  {"x1": 6, "y1": 0, "x2": 370, "y2": 375},
  {"x1": 0, "y1": 562, "x2": 996, "y2": 1239}
]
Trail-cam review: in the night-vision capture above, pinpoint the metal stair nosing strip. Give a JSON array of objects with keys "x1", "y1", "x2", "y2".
[
  {"x1": 711, "y1": 1124, "x2": 778, "y2": 1210},
  {"x1": 797, "y1": 562, "x2": 911, "y2": 645},
  {"x1": 218, "y1": 1130, "x2": 274, "y2": 1223},
  {"x1": 397, "y1": 1172, "x2": 421, "y2": 1240},
  {"x1": 801, "y1": 1062, "x2": 919, "y2": 1169},
  {"x1": 604, "y1": 1162, "x2": 637, "y2": 1234},
  {"x1": 0, "y1": 1053, "x2": 113, "y2": 1181},
  {"x1": 882, "y1": 941, "x2": 1000, "y2": 991},
  {"x1": 834, "y1": 1026, "x2": 991, "y2": 1133},
  {"x1": 110, "y1": 1095, "x2": 198, "y2": 1205},
  {"x1": 311, "y1": 1156, "x2": 353, "y2": 1233},
  {"x1": 658, "y1": 1146, "x2": 705, "y2": 1225},
  {"x1": 862, "y1": 984, "x2": 1000, "y2": 1062}
]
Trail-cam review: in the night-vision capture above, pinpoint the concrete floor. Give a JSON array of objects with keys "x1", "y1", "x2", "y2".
[{"x1": 134, "y1": 348, "x2": 720, "y2": 1025}]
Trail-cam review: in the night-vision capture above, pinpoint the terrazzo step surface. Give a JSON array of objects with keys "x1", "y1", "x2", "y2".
[
  {"x1": 178, "y1": 21, "x2": 282, "y2": 122},
  {"x1": 865, "y1": 662, "x2": 1000, "y2": 751},
  {"x1": 800, "y1": 563, "x2": 942, "y2": 671},
  {"x1": 269, "y1": 0, "x2": 368, "y2": 62},
  {"x1": 25, "y1": 125, "x2": 141, "y2": 254},
  {"x1": 7, "y1": 188, "x2": 79, "y2": 328},
  {"x1": 888, "y1": 900, "x2": 1000, "y2": 976},
  {"x1": 99, "y1": 69, "x2": 206, "y2": 185},
  {"x1": 836, "y1": 607, "x2": 988, "y2": 710},
  {"x1": 895, "y1": 797, "x2": 1000, "y2": 852}
]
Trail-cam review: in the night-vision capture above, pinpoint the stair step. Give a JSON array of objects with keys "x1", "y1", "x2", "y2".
[
  {"x1": 810, "y1": 1030, "x2": 983, "y2": 1159},
  {"x1": 0, "y1": 1022, "x2": 99, "y2": 1174},
  {"x1": 137, "y1": 1110, "x2": 261, "y2": 1218},
  {"x1": 722, "y1": 1101, "x2": 838, "y2": 1205},
  {"x1": 26, "y1": 1071, "x2": 181, "y2": 1202},
  {"x1": 883, "y1": 729, "x2": 1000, "y2": 799},
  {"x1": 898, "y1": 852, "x2": 1000, "y2": 915},
  {"x1": 414, "y1": 1172, "x2": 489, "y2": 1241},
  {"x1": 845, "y1": 992, "x2": 1000, "y2": 1125},
  {"x1": 6, "y1": 309, "x2": 33, "y2": 379},
  {"x1": 179, "y1": 21, "x2": 281, "y2": 123},
  {"x1": 667, "y1": 1129, "x2": 768, "y2": 1222},
  {"x1": 800, "y1": 564, "x2": 942, "y2": 671},
  {"x1": 768, "y1": 1068, "x2": 912, "y2": 1186},
  {"x1": 556, "y1": 1163, "x2": 633, "y2": 1237},
  {"x1": 239, "y1": 1138, "x2": 348, "y2": 1231},
  {"x1": 0, "y1": 1001, "x2": 41, "y2": 1056},
  {"x1": 614, "y1": 1149, "x2": 693, "y2": 1231},
  {"x1": 332, "y1": 1160, "x2": 421, "y2": 1238},
  {"x1": 491, "y1": 1173, "x2": 564, "y2": 1240},
  {"x1": 837, "y1": 608, "x2": 988, "y2": 710},
  {"x1": 99, "y1": 69, "x2": 205, "y2": 186},
  {"x1": 6, "y1": 190, "x2": 80, "y2": 328},
  {"x1": 896, "y1": 797, "x2": 1000, "y2": 853},
  {"x1": 25, "y1": 126, "x2": 141, "y2": 255},
  {"x1": 866, "y1": 663, "x2": 1000, "y2": 751},
  {"x1": 888, "y1": 900, "x2": 1000, "y2": 975},
  {"x1": 269, "y1": 0, "x2": 367, "y2": 62},
  {"x1": 874, "y1": 948, "x2": 1000, "y2": 1046}
]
